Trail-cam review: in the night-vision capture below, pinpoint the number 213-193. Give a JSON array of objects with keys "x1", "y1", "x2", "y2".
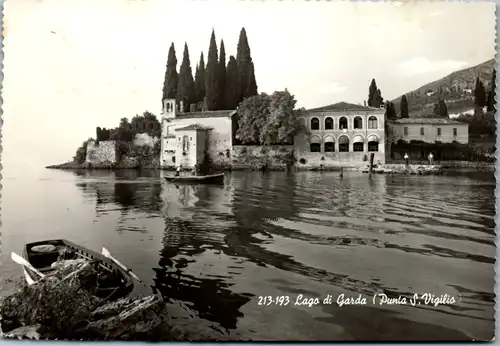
[{"x1": 258, "y1": 295, "x2": 290, "y2": 306}]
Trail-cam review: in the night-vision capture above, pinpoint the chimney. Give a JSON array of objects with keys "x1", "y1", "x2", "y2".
[
  {"x1": 363, "y1": 100, "x2": 367, "y2": 107},
  {"x1": 190, "y1": 103, "x2": 196, "y2": 112}
]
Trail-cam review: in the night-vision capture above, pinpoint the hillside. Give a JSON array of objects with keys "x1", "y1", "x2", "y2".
[{"x1": 391, "y1": 58, "x2": 495, "y2": 117}]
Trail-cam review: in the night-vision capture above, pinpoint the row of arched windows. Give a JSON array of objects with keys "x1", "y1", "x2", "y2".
[
  {"x1": 309, "y1": 135, "x2": 380, "y2": 153},
  {"x1": 310, "y1": 116, "x2": 379, "y2": 131}
]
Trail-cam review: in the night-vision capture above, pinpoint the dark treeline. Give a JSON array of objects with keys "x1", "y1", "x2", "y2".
[
  {"x1": 161, "y1": 27, "x2": 258, "y2": 112},
  {"x1": 95, "y1": 112, "x2": 161, "y2": 142}
]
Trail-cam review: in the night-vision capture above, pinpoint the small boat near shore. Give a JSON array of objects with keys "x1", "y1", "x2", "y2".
[
  {"x1": 21, "y1": 239, "x2": 134, "y2": 300},
  {"x1": 164, "y1": 173, "x2": 225, "y2": 185}
]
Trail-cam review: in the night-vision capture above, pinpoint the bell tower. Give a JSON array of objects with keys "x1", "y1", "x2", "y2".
[{"x1": 162, "y1": 99, "x2": 177, "y2": 120}]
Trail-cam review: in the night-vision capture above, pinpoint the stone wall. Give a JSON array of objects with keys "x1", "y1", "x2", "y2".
[
  {"x1": 295, "y1": 151, "x2": 386, "y2": 168},
  {"x1": 86, "y1": 140, "x2": 117, "y2": 165},
  {"x1": 231, "y1": 145, "x2": 295, "y2": 170}
]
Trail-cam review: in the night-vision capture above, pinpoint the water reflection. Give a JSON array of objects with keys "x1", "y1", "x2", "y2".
[{"x1": 67, "y1": 169, "x2": 495, "y2": 340}]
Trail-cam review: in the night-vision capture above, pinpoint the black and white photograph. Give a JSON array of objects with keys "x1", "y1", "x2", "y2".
[{"x1": 0, "y1": 0, "x2": 497, "y2": 341}]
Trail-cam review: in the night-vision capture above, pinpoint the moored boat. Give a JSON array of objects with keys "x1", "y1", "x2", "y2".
[
  {"x1": 164, "y1": 173, "x2": 225, "y2": 185},
  {"x1": 21, "y1": 239, "x2": 134, "y2": 300}
]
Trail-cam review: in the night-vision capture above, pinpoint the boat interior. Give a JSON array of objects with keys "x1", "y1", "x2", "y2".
[{"x1": 26, "y1": 240, "x2": 70, "y2": 273}]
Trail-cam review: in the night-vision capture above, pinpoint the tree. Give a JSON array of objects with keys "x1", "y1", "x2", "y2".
[
  {"x1": 162, "y1": 43, "x2": 178, "y2": 106},
  {"x1": 368, "y1": 79, "x2": 383, "y2": 108},
  {"x1": 385, "y1": 101, "x2": 397, "y2": 120},
  {"x1": 177, "y1": 43, "x2": 196, "y2": 112},
  {"x1": 205, "y1": 30, "x2": 219, "y2": 111},
  {"x1": 236, "y1": 93, "x2": 271, "y2": 144},
  {"x1": 244, "y1": 61, "x2": 258, "y2": 98},
  {"x1": 260, "y1": 90, "x2": 305, "y2": 145},
  {"x1": 236, "y1": 27, "x2": 257, "y2": 101},
  {"x1": 194, "y1": 52, "x2": 206, "y2": 106},
  {"x1": 433, "y1": 100, "x2": 449, "y2": 118},
  {"x1": 400, "y1": 95, "x2": 409, "y2": 118},
  {"x1": 487, "y1": 68, "x2": 496, "y2": 112},
  {"x1": 474, "y1": 77, "x2": 486, "y2": 108},
  {"x1": 236, "y1": 90, "x2": 308, "y2": 145},
  {"x1": 217, "y1": 40, "x2": 227, "y2": 110},
  {"x1": 225, "y1": 56, "x2": 240, "y2": 110}
]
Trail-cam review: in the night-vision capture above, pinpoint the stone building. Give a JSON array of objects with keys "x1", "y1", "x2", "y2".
[
  {"x1": 160, "y1": 99, "x2": 237, "y2": 169},
  {"x1": 388, "y1": 118, "x2": 469, "y2": 144},
  {"x1": 294, "y1": 102, "x2": 386, "y2": 167}
]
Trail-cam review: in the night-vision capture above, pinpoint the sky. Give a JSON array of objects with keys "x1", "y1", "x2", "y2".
[{"x1": 1, "y1": 0, "x2": 496, "y2": 170}]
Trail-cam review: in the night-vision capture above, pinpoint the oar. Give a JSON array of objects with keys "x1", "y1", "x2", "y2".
[
  {"x1": 11, "y1": 252, "x2": 45, "y2": 279},
  {"x1": 101, "y1": 247, "x2": 146, "y2": 287}
]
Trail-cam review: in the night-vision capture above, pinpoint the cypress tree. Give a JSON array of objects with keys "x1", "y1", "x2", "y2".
[
  {"x1": 176, "y1": 42, "x2": 195, "y2": 112},
  {"x1": 376, "y1": 89, "x2": 384, "y2": 107},
  {"x1": 368, "y1": 84, "x2": 384, "y2": 108},
  {"x1": 205, "y1": 29, "x2": 219, "y2": 111},
  {"x1": 487, "y1": 69, "x2": 496, "y2": 112},
  {"x1": 194, "y1": 52, "x2": 206, "y2": 106},
  {"x1": 217, "y1": 40, "x2": 227, "y2": 110},
  {"x1": 225, "y1": 56, "x2": 241, "y2": 110},
  {"x1": 474, "y1": 77, "x2": 486, "y2": 107},
  {"x1": 236, "y1": 27, "x2": 257, "y2": 100},
  {"x1": 385, "y1": 101, "x2": 396, "y2": 120},
  {"x1": 245, "y1": 62, "x2": 258, "y2": 97},
  {"x1": 400, "y1": 95, "x2": 409, "y2": 118},
  {"x1": 162, "y1": 43, "x2": 178, "y2": 106},
  {"x1": 433, "y1": 100, "x2": 449, "y2": 118}
]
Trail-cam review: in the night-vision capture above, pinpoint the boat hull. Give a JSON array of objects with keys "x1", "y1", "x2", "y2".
[
  {"x1": 22, "y1": 239, "x2": 134, "y2": 300},
  {"x1": 164, "y1": 173, "x2": 225, "y2": 185}
]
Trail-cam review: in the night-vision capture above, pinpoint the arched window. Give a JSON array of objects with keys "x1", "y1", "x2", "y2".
[
  {"x1": 368, "y1": 134, "x2": 379, "y2": 152},
  {"x1": 353, "y1": 116, "x2": 363, "y2": 129},
  {"x1": 339, "y1": 117, "x2": 348, "y2": 130},
  {"x1": 325, "y1": 117, "x2": 333, "y2": 130},
  {"x1": 310, "y1": 136, "x2": 321, "y2": 152},
  {"x1": 353, "y1": 135, "x2": 364, "y2": 152},
  {"x1": 368, "y1": 116, "x2": 378, "y2": 129},
  {"x1": 338, "y1": 135, "x2": 349, "y2": 152},
  {"x1": 324, "y1": 135, "x2": 335, "y2": 152},
  {"x1": 311, "y1": 117, "x2": 320, "y2": 130}
]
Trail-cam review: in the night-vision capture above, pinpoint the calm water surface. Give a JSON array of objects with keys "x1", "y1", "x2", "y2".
[{"x1": 1, "y1": 168, "x2": 496, "y2": 341}]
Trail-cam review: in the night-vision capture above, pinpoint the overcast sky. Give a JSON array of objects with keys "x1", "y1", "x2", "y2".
[{"x1": 2, "y1": 0, "x2": 495, "y2": 169}]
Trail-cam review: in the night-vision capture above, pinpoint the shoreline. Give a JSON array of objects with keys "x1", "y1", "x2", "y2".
[{"x1": 46, "y1": 161, "x2": 495, "y2": 173}]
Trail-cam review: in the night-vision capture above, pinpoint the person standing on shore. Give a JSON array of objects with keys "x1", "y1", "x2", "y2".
[
  {"x1": 175, "y1": 164, "x2": 182, "y2": 177},
  {"x1": 404, "y1": 153, "x2": 409, "y2": 167},
  {"x1": 428, "y1": 152, "x2": 434, "y2": 166}
]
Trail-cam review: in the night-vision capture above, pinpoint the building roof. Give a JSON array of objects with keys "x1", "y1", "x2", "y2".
[
  {"x1": 305, "y1": 102, "x2": 382, "y2": 112},
  {"x1": 392, "y1": 118, "x2": 465, "y2": 125},
  {"x1": 175, "y1": 110, "x2": 236, "y2": 119},
  {"x1": 175, "y1": 123, "x2": 212, "y2": 131}
]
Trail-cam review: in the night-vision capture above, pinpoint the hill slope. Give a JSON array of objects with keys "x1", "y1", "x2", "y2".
[{"x1": 391, "y1": 58, "x2": 495, "y2": 117}]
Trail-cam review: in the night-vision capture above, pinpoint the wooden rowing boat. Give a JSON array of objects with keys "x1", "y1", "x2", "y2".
[
  {"x1": 22, "y1": 239, "x2": 134, "y2": 300},
  {"x1": 164, "y1": 173, "x2": 225, "y2": 184}
]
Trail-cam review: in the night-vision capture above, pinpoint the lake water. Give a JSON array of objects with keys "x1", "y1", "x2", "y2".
[{"x1": 0, "y1": 168, "x2": 496, "y2": 341}]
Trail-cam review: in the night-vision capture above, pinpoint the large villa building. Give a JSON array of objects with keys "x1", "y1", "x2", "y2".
[
  {"x1": 294, "y1": 103, "x2": 387, "y2": 167},
  {"x1": 157, "y1": 98, "x2": 469, "y2": 169}
]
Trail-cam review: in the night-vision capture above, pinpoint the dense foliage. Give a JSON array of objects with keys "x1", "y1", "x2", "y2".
[
  {"x1": 455, "y1": 111, "x2": 496, "y2": 138},
  {"x1": 73, "y1": 139, "x2": 94, "y2": 164},
  {"x1": 235, "y1": 89, "x2": 308, "y2": 145},
  {"x1": 474, "y1": 77, "x2": 487, "y2": 108},
  {"x1": 161, "y1": 27, "x2": 257, "y2": 112},
  {"x1": 385, "y1": 101, "x2": 397, "y2": 120},
  {"x1": 95, "y1": 111, "x2": 161, "y2": 142}
]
